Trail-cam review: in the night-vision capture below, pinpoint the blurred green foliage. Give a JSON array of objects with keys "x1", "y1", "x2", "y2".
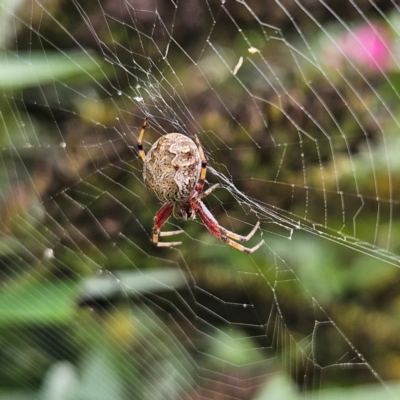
[{"x1": 1, "y1": 0, "x2": 400, "y2": 399}]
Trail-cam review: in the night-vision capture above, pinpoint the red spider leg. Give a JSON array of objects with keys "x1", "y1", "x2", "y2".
[
  {"x1": 153, "y1": 203, "x2": 184, "y2": 247},
  {"x1": 194, "y1": 200, "x2": 264, "y2": 254}
]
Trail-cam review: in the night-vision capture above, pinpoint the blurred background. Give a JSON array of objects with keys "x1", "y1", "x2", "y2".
[{"x1": 1, "y1": 0, "x2": 400, "y2": 399}]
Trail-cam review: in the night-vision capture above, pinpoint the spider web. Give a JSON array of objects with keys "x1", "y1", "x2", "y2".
[{"x1": 1, "y1": 0, "x2": 400, "y2": 398}]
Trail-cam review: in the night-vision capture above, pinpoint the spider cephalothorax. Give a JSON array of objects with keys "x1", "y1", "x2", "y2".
[
  {"x1": 137, "y1": 118, "x2": 263, "y2": 254},
  {"x1": 172, "y1": 202, "x2": 195, "y2": 221}
]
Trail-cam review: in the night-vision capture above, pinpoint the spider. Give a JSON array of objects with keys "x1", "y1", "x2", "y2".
[{"x1": 137, "y1": 118, "x2": 264, "y2": 254}]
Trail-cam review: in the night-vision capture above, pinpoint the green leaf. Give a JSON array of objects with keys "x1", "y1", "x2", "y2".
[
  {"x1": 78, "y1": 346, "x2": 125, "y2": 400},
  {"x1": 254, "y1": 375, "x2": 400, "y2": 400},
  {"x1": 79, "y1": 268, "x2": 188, "y2": 301},
  {"x1": 0, "y1": 279, "x2": 82, "y2": 324},
  {"x1": 0, "y1": 391, "x2": 36, "y2": 400},
  {"x1": 254, "y1": 375, "x2": 298, "y2": 400},
  {"x1": 0, "y1": 51, "x2": 104, "y2": 89},
  {"x1": 207, "y1": 328, "x2": 265, "y2": 366}
]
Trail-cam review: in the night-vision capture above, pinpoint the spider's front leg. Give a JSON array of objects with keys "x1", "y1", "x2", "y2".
[
  {"x1": 153, "y1": 203, "x2": 184, "y2": 247},
  {"x1": 137, "y1": 118, "x2": 148, "y2": 163}
]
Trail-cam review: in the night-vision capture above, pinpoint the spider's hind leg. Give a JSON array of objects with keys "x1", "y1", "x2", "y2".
[
  {"x1": 194, "y1": 200, "x2": 264, "y2": 254},
  {"x1": 219, "y1": 221, "x2": 264, "y2": 253},
  {"x1": 221, "y1": 221, "x2": 260, "y2": 243},
  {"x1": 221, "y1": 235, "x2": 264, "y2": 254}
]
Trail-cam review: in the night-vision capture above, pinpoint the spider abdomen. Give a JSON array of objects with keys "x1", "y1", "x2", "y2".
[{"x1": 143, "y1": 133, "x2": 202, "y2": 203}]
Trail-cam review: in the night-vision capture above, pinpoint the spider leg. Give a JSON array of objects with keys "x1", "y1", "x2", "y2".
[
  {"x1": 193, "y1": 135, "x2": 207, "y2": 194},
  {"x1": 137, "y1": 118, "x2": 147, "y2": 163},
  {"x1": 194, "y1": 200, "x2": 264, "y2": 254},
  {"x1": 159, "y1": 230, "x2": 184, "y2": 237},
  {"x1": 195, "y1": 183, "x2": 219, "y2": 201},
  {"x1": 220, "y1": 236, "x2": 264, "y2": 254},
  {"x1": 153, "y1": 203, "x2": 183, "y2": 247},
  {"x1": 221, "y1": 221, "x2": 260, "y2": 243}
]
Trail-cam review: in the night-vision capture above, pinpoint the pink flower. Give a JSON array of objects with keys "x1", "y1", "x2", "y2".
[{"x1": 338, "y1": 23, "x2": 392, "y2": 71}]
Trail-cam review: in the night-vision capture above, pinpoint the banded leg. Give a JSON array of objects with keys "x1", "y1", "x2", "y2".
[
  {"x1": 137, "y1": 118, "x2": 147, "y2": 163},
  {"x1": 194, "y1": 183, "x2": 219, "y2": 201},
  {"x1": 153, "y1": 203, "x2": 184, "y2": 247},
  {"x1": 194, "y1": 200, "x2": 264, "y2": 254},
  {"x1": 221, "y1": 221, "x2": 261, "y2": 243},
  {"x1": 193, "y1": 134, "x2": 207, "y2": 194}
]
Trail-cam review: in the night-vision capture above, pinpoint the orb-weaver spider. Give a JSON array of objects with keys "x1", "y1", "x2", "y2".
[{"x1": 137, "y1": 119, "x2": 263, "y2": 254}]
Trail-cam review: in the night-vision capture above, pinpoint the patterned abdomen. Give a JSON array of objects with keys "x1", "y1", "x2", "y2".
[{"x1": 143, "y1": 133, "x2": 202, "y2": 203}]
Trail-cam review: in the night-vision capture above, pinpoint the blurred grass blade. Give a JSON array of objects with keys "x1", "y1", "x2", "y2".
[{"x1": 0, "y1": 51, "x2": 104, "y2": 89}]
